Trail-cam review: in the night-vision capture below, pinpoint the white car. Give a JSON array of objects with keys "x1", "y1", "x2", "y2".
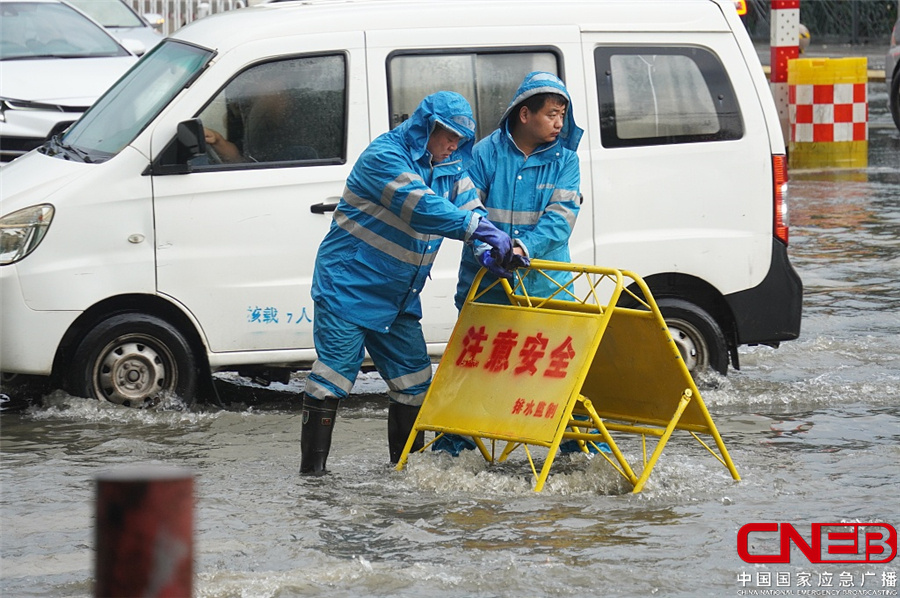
[
  {"x1": 0, "y1": 0, "x2": 138, "y2": 162},
  {"x1": 66, "y1": 0, "x2": 163, "y2": 55}
]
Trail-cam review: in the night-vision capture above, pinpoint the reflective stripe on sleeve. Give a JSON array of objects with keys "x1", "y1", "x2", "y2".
[
  {"x1": 400, "y1": 186, "x2": 428, "y2": 223},
  {"x1": 546, "y1": 201, "x2": 577, "y2": 230},
  {"x1": 334, "y1": 210, "x2": 438, "y2": 267},
  {"x1": 487, "y1": 207, "x2": 541, "y2": 227},
  {"x1": 550, "y1": 188, "x2": 579, "y2": 204},
  {"x1": 455, "y1": 175, "x2": 476, "y2": 196},
  {"x1": 458, "y1": 197, "x2": 486, "y2": 212},
  {"x1": 381, "y1": 172, "x2": 424, "y2": 210},
  {"x1": 343, "y1": 186, "x2": 424, "y2": 240}
]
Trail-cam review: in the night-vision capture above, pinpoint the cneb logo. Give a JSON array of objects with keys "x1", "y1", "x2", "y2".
[{"x1": 737, "y1": 523, "x2": 897, "y2": 564}]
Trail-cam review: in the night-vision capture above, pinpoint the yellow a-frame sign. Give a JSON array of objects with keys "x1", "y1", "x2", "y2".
[{"x1": 395, "y1": 260, "x2": 740, "y2": 493}]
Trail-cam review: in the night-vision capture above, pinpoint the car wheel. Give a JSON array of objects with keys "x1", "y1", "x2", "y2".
[
  {"x1": 890, "y1": 70, "x2": 900, "y2": 132},
  {"x1": 68, "y1": 313, "x2": 198, "y2": 407},
  {"x1": 656, "y1": 298, "x2": 729, "y2": 376}
]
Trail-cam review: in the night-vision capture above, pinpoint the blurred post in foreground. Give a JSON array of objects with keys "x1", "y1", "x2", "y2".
[{"x1": 95, "y1": 466, "x2": 194, "y2": 597}]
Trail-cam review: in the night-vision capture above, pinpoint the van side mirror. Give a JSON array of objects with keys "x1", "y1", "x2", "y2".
[
  {"x1": 177, "y1": 119, "x2": 207, "y2": 159},
  {"x1": 147, "y1": 118, "x2": 210, "y2": 175}
]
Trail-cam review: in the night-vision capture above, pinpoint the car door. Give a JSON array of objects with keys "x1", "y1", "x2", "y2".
[{"x1": 152, "y1": 33, "x2": 368, "y2": 356}]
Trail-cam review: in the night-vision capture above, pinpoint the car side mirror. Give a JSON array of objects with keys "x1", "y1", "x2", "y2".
[
  {"x1": 177, "y1": 118, "x2": 207, "y2": 159},
  {"x1": 119, "y1": 38, "x2": 147, "y2": 56},
  {"x1": 147, "y1": 118, "x2": 210, "y2": 175}
]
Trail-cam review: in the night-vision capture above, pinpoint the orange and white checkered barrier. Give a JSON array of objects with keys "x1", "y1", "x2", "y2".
[{"x1": 788, "y1": 57, "x2": 868, "y2": 169}]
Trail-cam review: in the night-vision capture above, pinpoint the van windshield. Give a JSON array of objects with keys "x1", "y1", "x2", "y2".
[{"x1": 50, "y1": 40, "x2": 212, "y2": 163}]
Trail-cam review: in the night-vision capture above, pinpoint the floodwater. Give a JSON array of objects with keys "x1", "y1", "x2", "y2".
[{"x1": 2, "y1": 88, "x2": 898, "y2": 598}]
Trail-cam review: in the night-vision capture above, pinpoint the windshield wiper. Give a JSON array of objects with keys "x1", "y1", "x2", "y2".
[
  {"x1": 2, "y1": 54, "x2": 87, "y2": 60},
  {"x1": 42, "y1": 135, "x2": 94, "y2": 163}
]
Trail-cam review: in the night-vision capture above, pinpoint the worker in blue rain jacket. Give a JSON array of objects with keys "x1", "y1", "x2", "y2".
[
  {"x1": 456, "y1": 71, "x2": 583, "y2": 309},
  {"x1": 435, "y1": 72, "x2": 599, "y2": 456},
  {"x1": 300, "y1": 91, "x2": 515, "y2": 476}
]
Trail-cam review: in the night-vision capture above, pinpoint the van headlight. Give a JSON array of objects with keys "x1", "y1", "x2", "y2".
[{"x1": 0, "y1": 204, "x2": 55, "y2": 265}]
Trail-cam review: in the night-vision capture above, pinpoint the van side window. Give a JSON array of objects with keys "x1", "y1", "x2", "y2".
[
  {"x1": 594, "y1": 46, "x2": 742, "y2": 148},
  {"x1": 196, "y1": 54, "x2": 346, "y2": 166},
  {"x1": 388, "y1": 51, "x2": 559, "y2": 139}
]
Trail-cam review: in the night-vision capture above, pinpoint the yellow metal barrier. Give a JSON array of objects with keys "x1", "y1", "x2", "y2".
[{"x1": 395, "y1": 260, "x2": 740, "y2": 493}]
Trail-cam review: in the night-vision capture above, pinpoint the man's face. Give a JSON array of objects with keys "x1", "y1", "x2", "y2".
[
  {"x1": 520, "y1": 98, "x2": 567, "y2": 145},
  {"x1": 427, "y1": 126, "x2": 462, "y2": 163}
]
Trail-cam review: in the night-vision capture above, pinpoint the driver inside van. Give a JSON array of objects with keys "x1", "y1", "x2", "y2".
[{"x1": 203, "y1": 76, "x2": 318, "y2": 163}]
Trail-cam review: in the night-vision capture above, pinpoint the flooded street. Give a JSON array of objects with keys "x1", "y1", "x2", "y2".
[{"x1": 2, "y1": 87, "x2": 898, "y2": 598}]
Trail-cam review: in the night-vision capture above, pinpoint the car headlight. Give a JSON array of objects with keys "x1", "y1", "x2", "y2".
[{"x1": 0, "y1": 204, "x2": 55, "y2": 265}]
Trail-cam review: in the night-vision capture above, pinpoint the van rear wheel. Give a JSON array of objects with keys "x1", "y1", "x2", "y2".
[
  {"x1": 656, "y1": 298, "x2": 728, "y2": 376},
  {"x1": 68, "y1": 314, "x2": 198, "y2": 407}
]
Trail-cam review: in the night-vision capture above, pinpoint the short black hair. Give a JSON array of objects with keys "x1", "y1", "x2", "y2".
[{"x1": 507, "y1": 92, "x2": 568, "y2": 132}]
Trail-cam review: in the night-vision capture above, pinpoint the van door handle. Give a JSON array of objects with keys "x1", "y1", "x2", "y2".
[{"x1": 310, "y1": 201, "x2": 339, "y2": 214}]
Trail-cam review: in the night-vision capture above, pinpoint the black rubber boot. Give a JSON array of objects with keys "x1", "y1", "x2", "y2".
[
  {"x1": 388, "y1": 402, "x2": 425, "y2": 464},
  {"x1": 300, "y1": 395, "x2": 340, "y2": 476}
]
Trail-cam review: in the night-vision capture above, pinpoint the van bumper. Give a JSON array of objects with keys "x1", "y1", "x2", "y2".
[
  {"x1": 725, "y1": 239, "x2": 803, "y2": 345},
  {"x1": 0, "y1": 266, "x2": 79, "y2": 376}
]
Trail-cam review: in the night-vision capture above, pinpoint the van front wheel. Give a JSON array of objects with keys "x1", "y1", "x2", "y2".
[
  {"x1": 656, "y1": 299, "x2": 728, "y2": 376},
  {"x1": 68, "y1": 314, "x2": 198, "y2": 407}
]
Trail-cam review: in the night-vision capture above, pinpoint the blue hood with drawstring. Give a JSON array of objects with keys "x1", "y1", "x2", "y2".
[
  {"x1": 402, "y1": 91, "x2": 477, "y2": 163},
  {"x1": 498, "y1": 71, "x2": 583, "y2": 151}
]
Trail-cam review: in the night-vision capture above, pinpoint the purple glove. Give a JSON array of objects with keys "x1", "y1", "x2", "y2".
[
  {"x1": 471, "y1": 218, "x2": 512, "y2": 261},
  {"x1": 478, "y1": 249, "x2": 513, "y2": 280},
  {"x1": 505, "y1": 253, "x2": 530, "y2": 270}
]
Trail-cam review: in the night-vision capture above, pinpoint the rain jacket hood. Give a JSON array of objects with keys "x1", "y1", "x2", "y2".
[
  {"x1": 401, "y1": 91, "x2": 477, "y2": 163},
  {"x1": 498, "y1": 71, "x2": 583, "y2": 151}
]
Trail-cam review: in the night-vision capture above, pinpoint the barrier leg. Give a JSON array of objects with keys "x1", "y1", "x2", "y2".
[
  {"x1": 498, "y1": 441, "x2": 520, "y2": 462},
  {"x1": 577, "y1": 397, "x2": 638, "y2": 486},
  {"x1": 472, "y1": 436, "x2": 495, "y2": 462},
  {"x1": 631, "y1": 391, "x2": 692, "y2": 493},
  {"x1": 394, "y1": 418, "x2": 424, "y2": 470},
  {"x1": 533, "y1": 444, "x2": 560, "y2": 492},
  {"x1": 696, "y1": 411, "x2": 742, "y2": 482}
]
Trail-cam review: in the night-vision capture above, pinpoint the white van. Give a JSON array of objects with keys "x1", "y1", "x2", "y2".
[{"x1": 0, "y1": 0, "x2": 802, "y2": 406}]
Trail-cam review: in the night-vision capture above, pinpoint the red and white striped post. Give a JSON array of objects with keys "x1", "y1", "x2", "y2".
[
  {"x1": 95, "y1": 466, "x2": 194, "y2": 598},
  {"x1": 770, "y1": 0, "x2": 800, "y2": 144}
]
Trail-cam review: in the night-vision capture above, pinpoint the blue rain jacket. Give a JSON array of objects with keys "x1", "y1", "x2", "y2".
[
  {"x1": 312, "y1": 91, "x2": 483, "y2": 333},
  {"x1": 455, "y1": 72, "x2": 583, "y2": 309}
]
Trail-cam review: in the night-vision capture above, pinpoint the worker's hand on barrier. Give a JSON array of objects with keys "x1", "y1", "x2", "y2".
[
  {"x1": 479, "y1": 249, "x2": 514, "y2": 280},
  {"x1": 505, "y1": 253, "x2": 530, "y2": 270},
  {"x1": 471, "y1": 218, "x2": 512, "y2": 260}
]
